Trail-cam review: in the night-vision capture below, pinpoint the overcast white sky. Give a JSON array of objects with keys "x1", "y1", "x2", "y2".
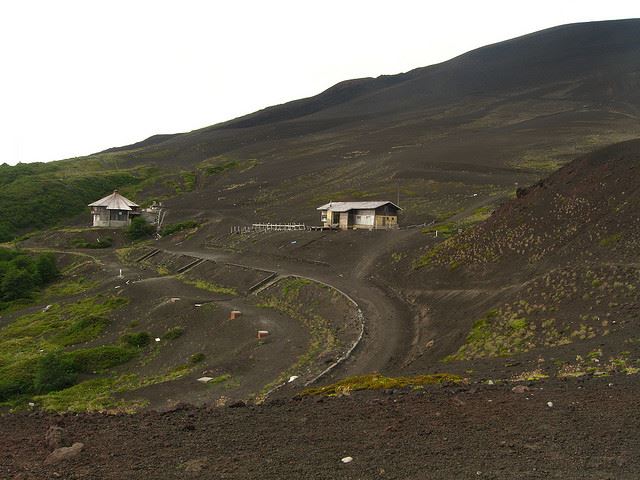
[{"x1": 0, "y1": 0, "x2": 638, "y2": 165}]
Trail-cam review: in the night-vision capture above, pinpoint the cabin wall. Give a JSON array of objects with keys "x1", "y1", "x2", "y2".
[
  {"x1": 339, "y1": 212, "x2": 349, "y2": 230},
  {"x1": 375, "y1": 215, "x2": 398, "y2": 228},
  {"x1": 91, "y1": 207, "x2": 131, "y2": 228}
]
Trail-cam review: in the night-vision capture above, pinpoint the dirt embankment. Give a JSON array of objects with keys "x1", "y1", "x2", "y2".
[{"x1": 2, "y1": 375, "x2": 639, "y2": 480}]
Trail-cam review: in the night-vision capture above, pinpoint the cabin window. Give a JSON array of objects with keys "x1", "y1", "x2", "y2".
[{"x1": 110, "y1": 210, "x2": 125, "y2": 221}]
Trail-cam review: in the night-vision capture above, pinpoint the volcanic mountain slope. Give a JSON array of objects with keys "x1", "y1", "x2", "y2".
[
  {"x1": 392, "y1": 139, "x2": 640, "y2": 380},
  {"x1": 2, "y1": 19, "x2": 640, "y2": 241},
  {"x1": 48, "y1": 21, "x2": 640, "y2": 226}
]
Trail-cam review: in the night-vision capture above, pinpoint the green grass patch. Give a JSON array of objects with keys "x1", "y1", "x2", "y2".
[
  {"x1": 413, "y1": 242, "x2": 447, "y2": 269},
  {"x1": 64, "y1": 345, "x2": 138, "y2": 372},
  {"x1": 189, "y1": 352, "x2": 205, "y2": 364},
  {"x1": 163, "y1": 326, "x2": 185, "y2": 341},
  {"x1": 44, "y1": 277, "x2": 98, "y2": 299},
  {"x1": 281, "y1": 278, "x2": 311, "y2": 296},
  {"x1": 599, "y1": 233, "x2": 622, "y2": 247},
  {"x1": 120, "y1": 331, "x2": 151, "y2": 348},
  {"x1": 178, "y1": 276, "x2": 237, "y2": 295},
  {"x1": 33, "y1": 375, "x2": 145, "y2": 413},
  {"x1": 70, "y1": 237, "x2": 113, "y2": 249},
  {"x1": 302, "y1": 373, "x2": 463, "y2": 396},
  {"x1": 422, "y1": 222, "x2": 457, "y2": 238},
  {"x1": 0, "y1": 295, "x2": 130, "y2": 402},
  {"x1": 205, "y1": 373, "x2": 230, "y2": 385},
  {"x1": 444, "y1": 309, "x2": 537, "y2": 361},
  {"x1": 51, "y1": 315, "x2": 111, "y2": 346},
  {"x1": 159, "y1": 220, "x2": 199, "y2": 237}
]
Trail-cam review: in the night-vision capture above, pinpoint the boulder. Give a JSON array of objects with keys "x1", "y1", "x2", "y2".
[
  {"x1": 44, "y1": 442, "x2": 84, "y2": 466},
  {"x1": 44, "y1": 426, "x2": 66, "y2": 451}
]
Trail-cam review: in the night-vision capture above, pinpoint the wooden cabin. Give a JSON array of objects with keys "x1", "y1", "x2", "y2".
[
  {"x1": 88, "y1": 190, "x2": 140, "y2": 227},
  {"x1": 317, "y1": 201, "x2": 401, "y2": 230}
]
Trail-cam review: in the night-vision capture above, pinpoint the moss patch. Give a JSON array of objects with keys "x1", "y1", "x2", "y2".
[{"x1": 302, "y1": 373, "x2": 463, "y2": 396}]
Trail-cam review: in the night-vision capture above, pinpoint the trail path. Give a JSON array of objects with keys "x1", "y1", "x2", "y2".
[{"x1": 169, "y1": 231, "x2": 418, "y2": 378}]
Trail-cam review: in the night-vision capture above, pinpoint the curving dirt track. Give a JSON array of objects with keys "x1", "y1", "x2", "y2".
[{"x1": 172, "y1": 229, "x2": 419, "y2": 381}]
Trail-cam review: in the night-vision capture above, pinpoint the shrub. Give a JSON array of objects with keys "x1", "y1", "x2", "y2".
[
  {"x1": 0, "y1": 359, "x2": 39, "y2": 401},
  {"x1": 35, "y1": 253, "x2": 58, "y2": 283},
  {"x1": 33, "y1": 352, "x2": 78, "y2": 394},
  {"x1": 1, "y1": 266, "x2": 36, "y2": 301},
  {"x1": 127, "y1": 217, "x2": 155, "y2": 241},
  {"x1": 159, "y1": 220, "x2": 199, "y2": 237},
  {"x1": 0, "y1": 249, "x2": 58, "y2": 305},
  {"x1": 53, "y1": 315, "x2": 111, "y2": 346},
  {"x1": 71, "y1": 237, "x2": 113, "y2": 249},
  {"x1": 189, "y1": 353, "x2": 205, "y2": 364},
  {"x1": 120, "y1": 331, "x2": 151, "y2": 348},
  {"x1": 65, "y1": 345, "x2": 137, "y2": 372},
  {"x1": 163, "y1": 326, "x2": 185, "y2": 340}
]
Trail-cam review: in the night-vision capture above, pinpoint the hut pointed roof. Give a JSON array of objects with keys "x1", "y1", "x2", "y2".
[{"x1": 88, "y1": 190, "x2": 139, "y2": 211}]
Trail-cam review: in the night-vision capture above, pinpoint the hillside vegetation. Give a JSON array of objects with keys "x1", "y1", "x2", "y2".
[
  {"x1": 0, "y1": 161, "x2": 143, "y2": 241},
  {"x1": 0, "y1": 248, "x2": 58, "y2": 309}
]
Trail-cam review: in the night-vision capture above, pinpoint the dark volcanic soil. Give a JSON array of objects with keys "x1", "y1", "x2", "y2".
[{"x1": 2, "y1": 375, "x2": 639, "y2": 480}]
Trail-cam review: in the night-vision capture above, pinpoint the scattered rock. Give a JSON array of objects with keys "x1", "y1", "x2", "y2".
[
  {"x1": 512, "y1": 385, "x2": 530, "y2": 394},
  {"x1": 44, "y1": 442, "x2": 84, "y2": 466},
  {"x1": 341, "y1": 456, "x2": 353, "y2": 464},
  {"x1": 45, "y1": 425, "x2": 66, "y2": 451},
  {"x1": 183, "y1": 458, "x2": 208, "y2": 474}
]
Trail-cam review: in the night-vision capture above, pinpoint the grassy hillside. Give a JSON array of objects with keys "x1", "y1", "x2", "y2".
[{"x1": 0, "y1": 160, "x2": 144, "y2": 241}]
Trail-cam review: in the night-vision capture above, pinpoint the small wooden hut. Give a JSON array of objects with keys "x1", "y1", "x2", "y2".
[
  {"x1": 88, "y1": 190, "x2": 140, "y2": 227},
  {"x1": 317, "y1": 201, "x2": 401, "y2": 230}
]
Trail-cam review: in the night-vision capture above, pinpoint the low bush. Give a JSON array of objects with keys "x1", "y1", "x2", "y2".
[
  {"x1": 159, "y1": 220, "x2": 199, "y2": 237},
  {"x1": 0, "y1": 249, "x2": 59, "y2": 305},
  {"x1": 120, "y1": 331, "x2": 151, "y2": 348},
  {"x1": 189, "y1": 353, "x2": 205, "y2": 364},
  {"x1": 163, "y1": 326, "x2": 185, "y2": 340},
  {"x1": 127, "y1": 217, "x2": 155, "y2": 241},
  {"x1": 65, "y1": 345, "x2": 137, "y2": 372},
  {"x1": 53, "y1": 315, "x2": 111, "y2": 346},
  {"x1": 33, "y1": 352, "x2": 78, "y2": 394}
]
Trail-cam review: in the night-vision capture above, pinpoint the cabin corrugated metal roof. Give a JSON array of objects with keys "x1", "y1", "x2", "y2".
[
  {"x1": 316, "y1": 201, "x2": 402, "y2": 212},
  {"x1": 88, "y1": 191, "x2": 139, "y2": 211}
]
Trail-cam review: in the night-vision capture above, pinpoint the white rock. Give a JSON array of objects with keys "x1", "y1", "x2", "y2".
[
  {"x1": 547, "y1": 401, "x2": 553, "y2": 407},
  {"x1": 341, "y1": 456, "x2": 353, "y2": 464},
  {"x1": 155, "y1": 337, "x2": 161, "y2": 342},
  {"x1": 487, "y1": 380, "x2": 494, "y2": 385},
  {"x1": 28, "y1": 402, "x2": 35, "y2": 407},
  {"x1": 197, "y1": 377, "x2": 214, "y2": 383},
  {"x1": 288, "y1": 376, "x2": 299, "y2": 383}
]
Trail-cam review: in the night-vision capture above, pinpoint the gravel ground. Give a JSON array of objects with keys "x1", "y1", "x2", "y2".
[{"x1": 3, "y1": 375, "x2": 639, "y2": 480}]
